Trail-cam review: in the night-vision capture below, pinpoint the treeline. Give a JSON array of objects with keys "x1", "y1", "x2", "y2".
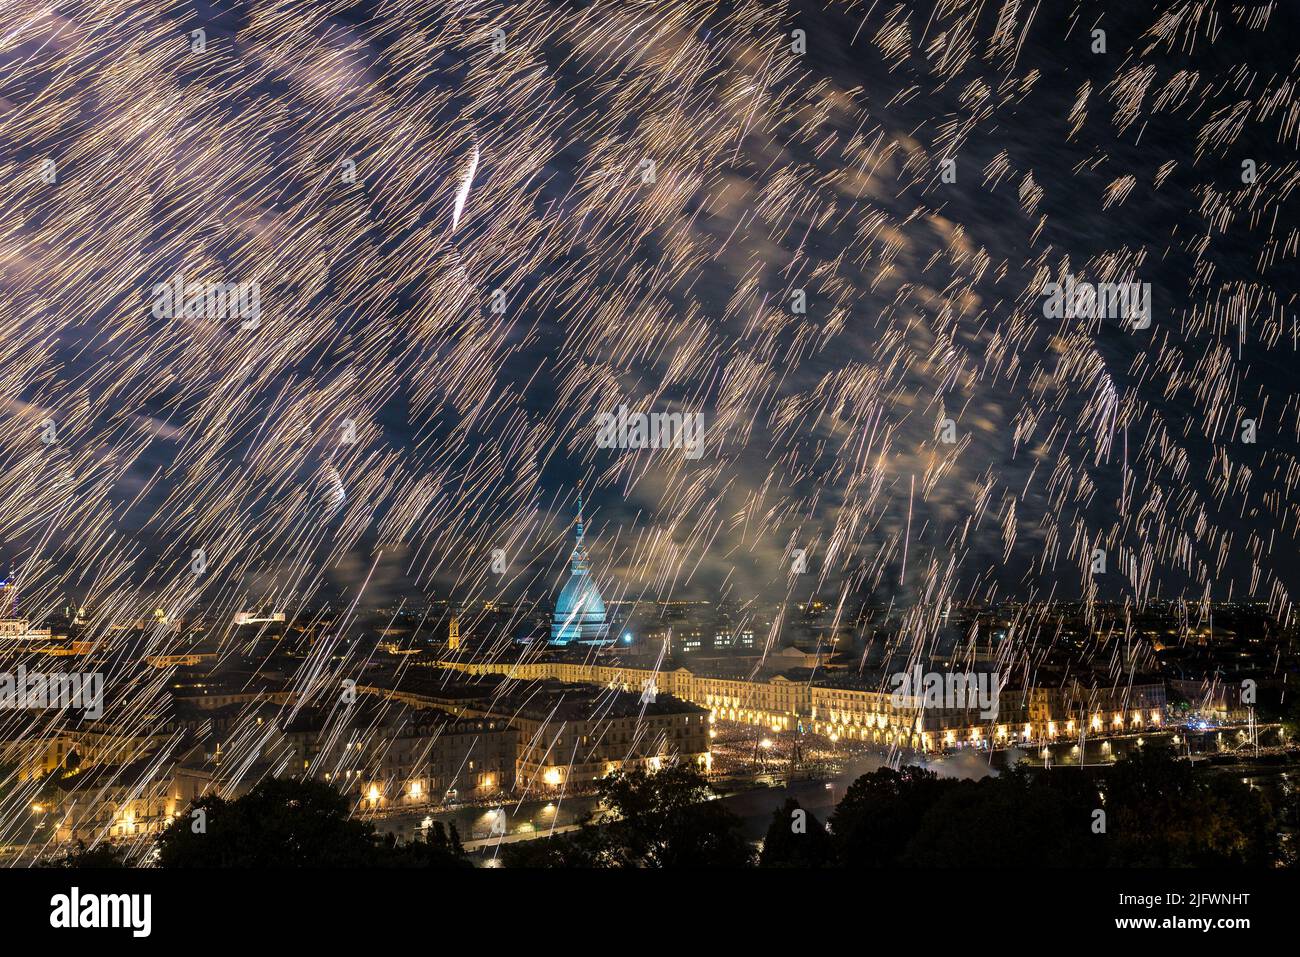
[
  {"x1": 52, "y1": 779, "x2": 472, "y2": 868},
  {"x1": 508, "y1": 746, "x2": 1290, "y2": 868},
  {"x1": 765, "y1": 747, "x2": 1284, "y2": 868},
  {"x1": 46, "y1": 745, "x2": 1294, "y2": 868}
]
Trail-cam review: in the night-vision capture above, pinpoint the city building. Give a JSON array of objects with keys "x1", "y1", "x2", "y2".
[
  {"x1": 280, "y1": 702, "x2": 516, "y2": 808},
  {"x1": 434, "y1": 653, "x2": 1170, "y2": 751},
  {"x1": 45, "y1": 757, "x2": 210, "y2": 844},
  {"x1": 362, "y1": 671, "x2": 711, "y2": 787},
  {"x1": 550, "y1": 487, "x2": 610, "y2": 645}
]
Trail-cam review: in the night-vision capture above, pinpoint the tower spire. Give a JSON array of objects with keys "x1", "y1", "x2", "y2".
[
  {"x1": 550, "y1": 480, "x2": 608, "y2": 645},
  {"x1": 571, "y1": 482, "x2": 588, "y2": 573}
]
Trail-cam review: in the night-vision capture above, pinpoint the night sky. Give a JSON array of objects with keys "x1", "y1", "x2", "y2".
[{"x1": 1, "y1": 0, "x2": 1298, "y2": 630}]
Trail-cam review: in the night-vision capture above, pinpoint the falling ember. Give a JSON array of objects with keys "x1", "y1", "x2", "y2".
[{"x1": 452, "y1": 141, "x2": 480, "y2": 234}]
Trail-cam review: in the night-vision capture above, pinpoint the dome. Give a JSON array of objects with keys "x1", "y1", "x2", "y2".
[
  {"x1": 556, "y1": 571, "x2": 606, "y2": 621},
  {"x1": 551, "y1": 571, "x2": 608, "y2": 644},
  {"x1": 550, "y1": 487, "x2": 611, "y2": 645}
]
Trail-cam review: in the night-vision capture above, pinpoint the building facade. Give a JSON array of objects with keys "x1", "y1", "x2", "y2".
[
  {"x1": 433, "y1": 656, "x2": 1168, "y2": 751},
  {"x1": 550, "y1": 489, "x2": 610, "y2": 645}
]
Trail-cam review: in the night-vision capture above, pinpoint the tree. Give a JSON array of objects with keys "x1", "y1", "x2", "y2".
[
  {"x1": 1102, "y1": 744, "x2": 1277, "y2": 866},
  {"x1": 829, "y1": 766, "x2": 954, "y2": 866},
  {"x1": 382, "y1": 821, "x2": 474, "y2": 868},
  {"x1": 499, "y1": 821, "x2": 607, "y2": 868},
  {"x1": 902, "y1": 765, "x2": 1107, "y2": 867},
  {"x1": 503, "y1": 763, "x2": 752, "y2": 868},
  {"x1": 51, "y1": 841, "x2": 131, "y2": 868},
  {"x1": 759, "y1": 798, "x2": 834, "y2": 867},
  {"x1": 826, "y1": 749, "x2": 1284, "y2": 868},
  {"x1": 154, "y1": 778, "x2": 469, "y2": 867}
]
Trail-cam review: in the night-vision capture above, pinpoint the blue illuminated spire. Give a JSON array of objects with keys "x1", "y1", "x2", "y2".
[
  {"x1": 551, "y1": 482, "x2": 608, "y2": 645},
  {"x1": 571, "y1": 483, "x2": 589, "y2": 574}
]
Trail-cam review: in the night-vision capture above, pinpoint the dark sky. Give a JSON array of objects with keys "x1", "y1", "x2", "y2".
[{"x1": 1, "y1": 0, "x2": 1298, "y2": 627}]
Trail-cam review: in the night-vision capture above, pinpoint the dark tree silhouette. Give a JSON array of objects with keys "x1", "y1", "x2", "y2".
[
  {"x1": 51, "y1": 840, "x2": 131, "y2": 868},
  {"x1": 902, "y1": 765, "x2": 1107, "y2": 867},
  {"x1": 1103, "y1": 744, "x2": 1278, "y2": 867},
  {"x1": 504, "y1": 763, "x2": 752, "y2": 867},
  {"x1": 758, "y1": 797, "x2": 834, "y2": 867},
  {"x1": 829, "y1": 765, "x2": 953, "y2": 866},
  {"x1": 380, "y1": 821, "x2": 474, "y2": 868},
  {"x1": 154, "y1": 778, "x2": 470, "y2": 868},
  {"x1": 829, "y1": 748, "x2": 1279, "y2": 868}
]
